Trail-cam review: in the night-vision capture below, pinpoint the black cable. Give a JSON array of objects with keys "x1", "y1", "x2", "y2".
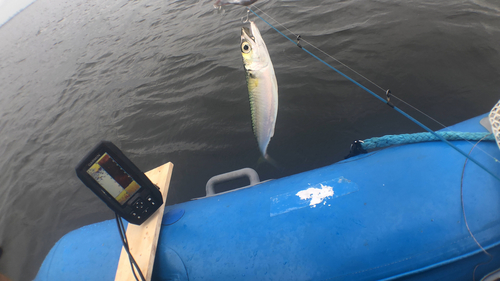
[
  {"x1": 115, "y1": 213, "x2": 146, "y2": 281},
  {"x1": 115, "y1": 215, "x2": 139, "y2": 281},
  {"x1": 116, "y1": 214, "x2": 144, "y2": 281}
]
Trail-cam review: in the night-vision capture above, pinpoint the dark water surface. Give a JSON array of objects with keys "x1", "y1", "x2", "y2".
[{"x1": 1, "y1": 0, "x2": 500, "y2": 280}]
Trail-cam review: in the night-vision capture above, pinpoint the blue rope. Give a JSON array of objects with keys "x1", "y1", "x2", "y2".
[
  {"x1": 362, "y1": 132, "x2": 494, "y2": 150},
  {"x1": 247, "y1": 7, "x2": 500, "y2": 182}
]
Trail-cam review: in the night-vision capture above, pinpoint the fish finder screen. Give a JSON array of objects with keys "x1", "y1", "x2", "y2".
[{"x1": 86, "y1": 153, "x2": 141, "y2": 205}]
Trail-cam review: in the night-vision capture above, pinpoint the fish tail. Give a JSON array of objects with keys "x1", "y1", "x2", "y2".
[{"x1": 258, "y1": 153, "x2": 283, "y2": 171}]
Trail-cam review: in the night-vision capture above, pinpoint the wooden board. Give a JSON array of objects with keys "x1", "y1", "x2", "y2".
[{"x1": 114, "y1": 162, "x2": 173, "y2": 281}]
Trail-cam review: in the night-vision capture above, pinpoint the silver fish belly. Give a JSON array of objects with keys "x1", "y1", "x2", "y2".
[{"x1": 241, "y1": 21, "x2": 278, "y2": 157}]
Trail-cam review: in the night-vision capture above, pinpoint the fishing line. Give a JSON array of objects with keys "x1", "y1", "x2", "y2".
[
  {"x1": 249, "y1": 5, "x2": 478, "y2": 135},
  {"x1": 249, "y1": 6, "x2": 433, "y2": 119},
  {"x1": 247, "y1": 6, "x2": 500, "y2": 182},
  {"x1": 248, "y1": 4, "x2": 500, "y2": 159},
  {"x1": 461, "y1": 135, "x2": 494, "y2": 281},
  {"x1": 251, "y1": 5, "x2": 387, "y2": 93},
  {"x1": 257, "y1": 3, "x2": 499, "y2": 163},
  {"x1": 388, "y1": 94, "x2": 448, "y2": 128},
  {"x1": 386, "y1": 94, "x2": 498, "y2": 163}
]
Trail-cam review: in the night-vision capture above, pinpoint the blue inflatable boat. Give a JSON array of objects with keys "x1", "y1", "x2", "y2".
[{"x1": 35, "y1": 114, "x2": 500, "y2": 281}]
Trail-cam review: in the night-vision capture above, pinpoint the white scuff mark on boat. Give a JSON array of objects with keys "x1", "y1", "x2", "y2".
[
  {"x1": 296, "y1": 184, "x2": 334, "y2": 207},
  {"x1": 270, "y1": 177, "x2": 358, "y2": 217}
]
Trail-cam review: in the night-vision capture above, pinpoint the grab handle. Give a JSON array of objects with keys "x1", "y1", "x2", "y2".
[{"x1": 205, "y1": 168, "x2": 260, "y2": 196}]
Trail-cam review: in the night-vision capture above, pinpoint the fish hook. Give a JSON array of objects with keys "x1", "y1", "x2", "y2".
[{"x1": 241, "y1": 9, "x2": 250, "y2": 23}]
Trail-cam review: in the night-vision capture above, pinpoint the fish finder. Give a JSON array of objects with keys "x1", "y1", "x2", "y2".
[{"x1": 75, "y1": 141, "x2": 163, "y2": 225}]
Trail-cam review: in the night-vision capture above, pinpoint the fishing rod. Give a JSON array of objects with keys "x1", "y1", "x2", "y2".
[{"x1": 247, "y1": 6, "x2": 500, "y2": 183}]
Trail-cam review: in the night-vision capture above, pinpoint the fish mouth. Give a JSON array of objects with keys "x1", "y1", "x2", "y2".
[{"x1": 241, "y1": 26, "x2": 255, "y2": 43}]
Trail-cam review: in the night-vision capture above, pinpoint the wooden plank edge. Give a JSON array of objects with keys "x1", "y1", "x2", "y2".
[{"x1": 114, "y1": 162, "x2": 173, "y2": 281}]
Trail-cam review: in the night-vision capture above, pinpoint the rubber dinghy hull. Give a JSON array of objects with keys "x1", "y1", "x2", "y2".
[{"x1": 35, "y1": 114, "x2": 500, "y2": 281}]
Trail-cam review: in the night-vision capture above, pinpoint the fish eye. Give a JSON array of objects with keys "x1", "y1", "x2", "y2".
[{"x1": 241, "y1": 42, "x2": 251, "y2": 53}]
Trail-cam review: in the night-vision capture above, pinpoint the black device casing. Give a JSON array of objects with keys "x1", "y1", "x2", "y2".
[{"x1": 75, "y1": 141, "x2": 163, "y2": 225}]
